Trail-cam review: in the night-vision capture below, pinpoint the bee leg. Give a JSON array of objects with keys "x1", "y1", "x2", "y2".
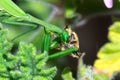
[{"x1": 70, "y1": 52, "x2": 81, "y2": 59}]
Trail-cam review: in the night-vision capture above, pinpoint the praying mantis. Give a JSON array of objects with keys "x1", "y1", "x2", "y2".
[{"x1": 0, "y1": 0, "x2": 80, "y2": 59}]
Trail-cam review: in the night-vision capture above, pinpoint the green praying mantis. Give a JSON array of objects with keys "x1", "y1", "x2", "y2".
[{"x1": 0, "y1": 0, "x2": 80, "y2": 59}]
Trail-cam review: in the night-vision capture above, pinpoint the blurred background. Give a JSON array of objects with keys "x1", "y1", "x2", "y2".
[{"x1": 4, "y1": 0, "x2": 120, "y2": 79}]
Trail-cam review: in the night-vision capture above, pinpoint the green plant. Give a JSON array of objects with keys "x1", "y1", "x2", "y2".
[
  {"x1": 94, "y1": 22, "x2": 120, "y2": 77},
  {"x1": 62, "y1": 53, "x2": 109, "y2": 80},
  {"x1": 0, "y1": 27, "x2": 57, "y2": 80}
]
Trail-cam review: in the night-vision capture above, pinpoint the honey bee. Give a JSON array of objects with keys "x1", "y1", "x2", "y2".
[
  {"x1": 50, "y1": 25, "x2": 81, "y2": 59},
  {"x1": 60, "y1": 25, "x2": 80, "y2": 59}
]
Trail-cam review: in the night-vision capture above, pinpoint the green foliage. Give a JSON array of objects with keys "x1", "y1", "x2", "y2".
[
  {"x1": 77, "y1": 53, "x2": 96, "y2": 80},
  {"x1": 0, "y1": 28, "x2": 57, "y2": 80},
  {"x1": 94, "y1": 74, "x2": 109, "y2": 80},
  {"x1": 62, "y1": 67, "x2": 75, "y2": 80},
  {"x1": 94, "y1": 22, "x2": 120, "y2": 76},
  {"x1": 62, "y1": 53, "x2": 109, "y2": 80}
]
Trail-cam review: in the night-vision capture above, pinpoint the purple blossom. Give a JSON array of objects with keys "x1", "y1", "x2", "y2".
[{"x1": 103, "y1": 0, "x2": 113, "y2": 8}]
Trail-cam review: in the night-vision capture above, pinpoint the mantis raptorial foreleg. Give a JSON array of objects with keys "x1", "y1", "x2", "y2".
[
  {"x1": 49, "y1": 47, "x2": 79, "y2": 59},
  {"x1": 41, "y1": 28, "x2": 79, "y2": 59},
  {"x1": 42, "y1": 31, "x2": 51, "y2": 54}
]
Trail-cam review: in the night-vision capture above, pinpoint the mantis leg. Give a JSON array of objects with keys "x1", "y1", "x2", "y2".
[
  {"x1": 12, "y1": 25, "x2": 38, "y2": 41},
  {"x1": 42, "y1": 30, "x2": 51, "y2": 55},
  {"x1": 42, "y1": 31, "x2": 79, "y2": 59},
  {"x1": 1, "y1": 20, "x2": 39, "y2": 41},
  {"x1": 49, "y1": 47, "x2": 79, "y2": 59}
]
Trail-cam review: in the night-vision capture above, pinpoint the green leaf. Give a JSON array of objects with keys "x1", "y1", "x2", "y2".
[
  {"x1": 77, "y1": 58, "x2": 94, "y2": 80},
  {"x1": 39, "y1": 67, "x2": 57, "y2": 80},
  {"x1": 0, "y1": 0, "x2": 26, "y2": 17},
  {"x1": 62, "y1": 67, "x2": 75, "y2": 80},
  {"x1": 108, "y1": 22, "x2": 120, "y2": 43},
  {"x1": 0, "y1": 27, "x2": 57, "y2": 80},
  {"x1": 17, "y1": 42, "x2": 57, "y2": 80},
  {"x1": 0, "y1": 27, "x2": 17, "y2": 78},
  {"x1": 77, "y1": 53, "x2": 109, "y2": 80},
  {"x1": 94, "y1": 73, "x2": 109, "y2": 80},
  {"x1": 94, "y1": 22, "x2": 120, "y2": 76},
  {"x1": 0, "y1": 77, "x2": 9, "y2": 80},
  {"x1": 0, "y1": 29, "x2": 12, "y2": 54},
  {"x1": 10, "y1": 70, "x2": 22, "y2": 79},
  {"x1": 0, "y1": 64, "x2": 7, "y2": 72}
]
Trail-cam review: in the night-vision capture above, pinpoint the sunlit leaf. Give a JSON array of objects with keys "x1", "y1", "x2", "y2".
[
  {"x1": 62, "y1": 67, "x2": 75, "y2": 80},
  {"x1": 94, "y1": 22, "x2": 120, "y2": 76}
]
